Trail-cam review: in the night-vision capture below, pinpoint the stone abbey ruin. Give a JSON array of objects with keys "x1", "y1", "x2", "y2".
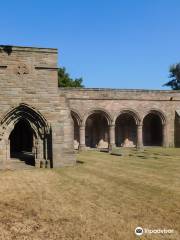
[{"x1": 0, "y1": 45, "x2": 180, "y2": 169}]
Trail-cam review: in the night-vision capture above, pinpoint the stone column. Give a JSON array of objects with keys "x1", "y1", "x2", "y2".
[
  {"x1": 45, "y1": 137, "x2": 50, "y2": 168},
  {"x1": 3, "y1": 139, "x2": 11, "y2": 169},
  {"x1": 6, "y1": 140, "x2": 10, "y2": 161},
  {"x1": 44, "y1": 138, "x2": 47, "y2": 164},
  {"x1": 109, "y1": 124, "x2": 115, "y2": 150},
  {"x1": 36, "y1": 138, "x2": 44, "y2": 168},
  {"x1": 79, "y1": 125, "x2": 86, "y2": 150},
  {"x1": 162, "y1": 124, "x2": 168, "y2": 147},
  {"x1": 137, "y1": 124, "x2": 143, "y2": 149}
]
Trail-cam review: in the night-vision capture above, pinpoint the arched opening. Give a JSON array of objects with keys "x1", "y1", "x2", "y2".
[
  {"x1": 115, "y1": 113, "x2": 137, "y2": 147},
  {"x1": 85, "y1": 113, "x2": 109, "y2": 149},
  {"x1": 175, "y1": 111, "x2": 180, "y2": 147},
  {"x1": 71, "y1": 114, "x2": 80, "y2": 150},
  {"x1": 143, "y1": 113, "x2": 163, "y2": 146},
  {"x1": 1, "y1": 104, "x2": 51, "y2": 168},
  {"x1": 9, "y1": 119, "x2": 35, "y2": 166}
]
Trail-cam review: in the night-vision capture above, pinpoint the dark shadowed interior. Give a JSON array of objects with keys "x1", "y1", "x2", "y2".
[
  {"x1": 85, "y1": 113, "x2": 109, "y2": 148},
  {"x1": 143, "y1": 113, "x2": 163, "y2": 146},
  {"x1": 115, "y1": 113, "x2": 137, "y2": 147},
  {"x1": 9, "y1": 119, "x2": 35, "y2": 165}
]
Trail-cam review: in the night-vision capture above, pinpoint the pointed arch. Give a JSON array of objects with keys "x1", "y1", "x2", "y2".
[
  {"x1": 1, "y1": 103, "x2": 50, "y2": 139},
  {"x1": 0, "y1": 103, "x2": 52, "y2": 167}
]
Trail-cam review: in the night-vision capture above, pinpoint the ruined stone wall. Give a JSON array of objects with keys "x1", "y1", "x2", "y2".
[
  {"x1": 0, "y1": 46, "x2": 75, "y2": 168},
  {"x1": 0, "y1": 44, "x2": 179, "y2": 169},
  {"x1": 61, "y1": 88, "x2": 180, "y2": 147}
]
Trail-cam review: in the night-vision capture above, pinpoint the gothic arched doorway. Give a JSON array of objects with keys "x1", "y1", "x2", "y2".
[{"x1": 1, "y1": 104, "x2": 51, "y2": 168}]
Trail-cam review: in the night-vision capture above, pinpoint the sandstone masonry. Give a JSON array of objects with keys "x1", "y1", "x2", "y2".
[{"x1": 0, "y1": 45, "x2": 180, "y2": 169}]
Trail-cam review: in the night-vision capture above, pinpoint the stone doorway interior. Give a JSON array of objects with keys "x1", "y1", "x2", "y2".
[
  {"x1": 143, "y1": 113, "x2": 163, "y2": 146},
  {"x1": 9, "y1": 119, "x2": 35, "y2": 166}
]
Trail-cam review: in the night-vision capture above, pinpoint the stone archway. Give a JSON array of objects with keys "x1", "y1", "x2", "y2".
[
  {"x1": 115, "y1": 113, "x2": 137, "y2": 147},
  {"x1": 71, "y1": 110, "x2": 82, "y2": 150},
  {"x1": 1, "y1": 103, "x2": 51, "y2": 168},
  {"x1": 85, "y1": 112, "x2": 109, "y2": 149},
  {"x1": 143, "y1": 112, "x2": 163, "y2": 146}
]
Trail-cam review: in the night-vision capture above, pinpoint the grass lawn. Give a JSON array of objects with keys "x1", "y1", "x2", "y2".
[{"x1": 0, "y1": 148, "x2": 179, "y2": 240}]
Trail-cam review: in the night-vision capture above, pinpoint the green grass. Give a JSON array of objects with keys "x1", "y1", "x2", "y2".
[{"x1": 0, "y1": 148, "x2": 179, "y2": 239}]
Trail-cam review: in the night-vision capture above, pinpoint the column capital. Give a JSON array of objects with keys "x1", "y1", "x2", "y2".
[{"x1": 109, "y1": 124, "x2": 115, "y2": 128}]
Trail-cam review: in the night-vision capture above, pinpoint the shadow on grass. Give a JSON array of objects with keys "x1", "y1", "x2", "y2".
[{"x1": 76, "y1": 160, "x2": 84, "y2": 164}]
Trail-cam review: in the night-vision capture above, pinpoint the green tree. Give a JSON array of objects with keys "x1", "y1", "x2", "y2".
[
  {"x1": 58, "y1": 67, "x2": 84, "y2": 87},
  {"x1": 163, "y1": 63, "x2": 180, "y2": 90}
]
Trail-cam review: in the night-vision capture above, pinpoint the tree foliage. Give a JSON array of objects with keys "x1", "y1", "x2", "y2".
[
  {"x1": 163, "y1": 63, "x2": 180, "y2": 90},
  {"x1": 58, "y1": 67, "x2": 84, "y2": 87}
]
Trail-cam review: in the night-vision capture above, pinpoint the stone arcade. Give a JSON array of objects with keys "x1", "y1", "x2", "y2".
[{"x1": 0, "y1": 45, "x2": 180, "y2": 169}]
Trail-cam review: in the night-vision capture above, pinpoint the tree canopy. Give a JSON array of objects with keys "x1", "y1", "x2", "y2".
[
  {"x1": 163, "y1": 63, "x2": 180, "y2": 90},
  {"x1": 58, "y1": 67, "x2": 84, "y2": 88}
]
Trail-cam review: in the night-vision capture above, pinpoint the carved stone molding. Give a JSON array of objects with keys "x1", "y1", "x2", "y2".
[
  {"x1": 15, "y1": 63, "x2": 29, "y2": 75},
  {"x1": 35, "y1": 66, "x2": 58, "y2": 70},
  {"x1": 0, "y1": 65, "x2": 7, "y2": 69}
]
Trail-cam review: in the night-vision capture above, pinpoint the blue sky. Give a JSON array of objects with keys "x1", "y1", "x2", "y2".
[{"x1": 1, "y1": 0, "x2": 180, "y2": 89}]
